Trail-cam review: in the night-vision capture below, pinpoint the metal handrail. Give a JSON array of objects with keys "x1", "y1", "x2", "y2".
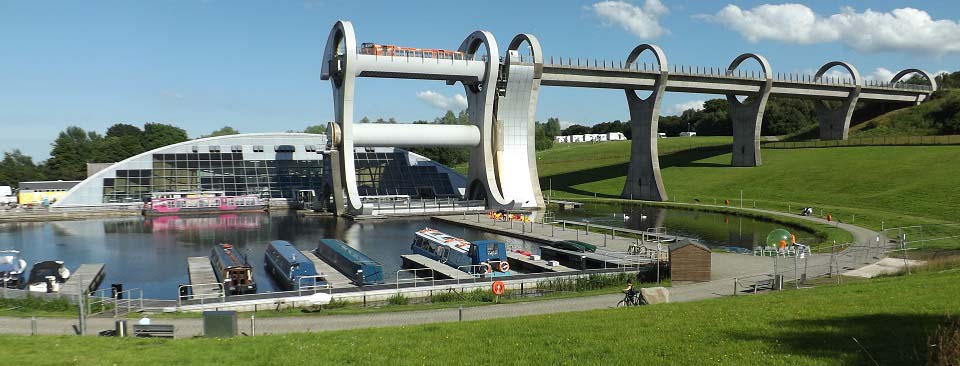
[
  {"x1": 177, "y1": 283, "x2": 226, "y2": 307},
  {"x1": 113, "y1": 288, "x2": 144, "y2": 317},
  {"x1": 395, "y1": 268, "x2": 436, "y2": 289},
  {"x1": 296, "y1": 275, "x2": 334, "y2": 296}
]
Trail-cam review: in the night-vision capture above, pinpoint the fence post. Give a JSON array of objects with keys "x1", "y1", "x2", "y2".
[
  {"x1": 250, "y1": 314, "x2": 256, "y2": 336},
  {"x1": 733, "y1": 278, "x2": 738, "y2": 296},
  {"x1": 459, "y1": 305, "x2": 463, "y2": 322}
]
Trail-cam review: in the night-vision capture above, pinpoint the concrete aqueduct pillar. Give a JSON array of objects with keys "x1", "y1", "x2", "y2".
[
  {"x1": 815, "y1": 61, "x2": 862, "y2": 141},
  {"x1": 726, "y1": 53, "x2": 773, "y2": 167},
  {"x1": 491, "y1": 34, "x2": 546, "y2": 209},
  {"x1": 621, "y1": 44, "x2": 669, "y2": 201},
  {"x1": 321, "y1": 21, "x2": 362, "y2": 215},
  {"x1": 890, "y1": 68, "x2": 939, "y2": 104},
  {"x1": 456, "y1": 31, "x2": 517, "y2": 210}
]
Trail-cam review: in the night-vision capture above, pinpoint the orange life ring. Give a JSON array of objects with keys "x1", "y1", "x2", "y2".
[
  {"x1": 480, "y1": 262, "x2": 493, "y2": 274},
  {"x1": 498, "y1": 261, "x2": 510, "y2": 272},
  {"x1": 491, "y1": 281, "x2": 505, "y2": 295}
]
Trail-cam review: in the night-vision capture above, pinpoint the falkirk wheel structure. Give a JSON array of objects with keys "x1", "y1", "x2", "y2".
[{"x1": 321, "y1": 20, "x2": 937, "y2": 215}]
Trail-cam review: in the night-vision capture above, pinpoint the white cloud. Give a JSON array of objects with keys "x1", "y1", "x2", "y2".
[
  {"x1": 415, "y1": 90, "x2": 467, "y2": 110},
  {"x1": 698, "y1": 4, "x2": 960, "y2": 54},
  {"x1": 865, "y1": 67, "x2": 895, "y2": 81},
  {"x1": 591, "y1": 0, "x2": 670, "y2": 39},
  {"x1": 666, "y1": 100, "x2": 704, "y2": 116}
]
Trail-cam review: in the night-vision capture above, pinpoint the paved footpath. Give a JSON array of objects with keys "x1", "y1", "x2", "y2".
[{"x1": 0, "y1": 203, "x2": 888, "y2": 338}]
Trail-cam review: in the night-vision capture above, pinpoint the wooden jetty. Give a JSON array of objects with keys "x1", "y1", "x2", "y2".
[
  {"x1": 546, "y1": 199, "x2": 583, "y2": 210},
  {"x1": 400, "y1": 254, "x2": 475, "y2": 281},
  {"x1": 303, "y1": 252, "x2": 357, "y2": 288},
  {"x1": 186, "y1": 257, "x2": 222, "y2": 299},
  {"x1": 538, "y1": 246, "x2": 648, "y2": 270},
  {"x1": 60, "y1": 263, "x2": 105, "y2": 297},
  {"x1": 431, "y1": 215, "x2": 670, "y2": 255},
  {"x1": 506, "y1": 252, "x2": 576, "y2": 273},
  {"x1": 552, "y1": 220, "x2": 678, "y2": 243}
]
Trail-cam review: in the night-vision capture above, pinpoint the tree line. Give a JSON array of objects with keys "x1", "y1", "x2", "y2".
[{"x1": 0, "y1": 123, "x2": 328, "y2": 188}]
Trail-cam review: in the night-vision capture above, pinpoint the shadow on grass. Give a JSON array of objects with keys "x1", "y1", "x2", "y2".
[
  {"x1": 541, "y1": 146, "x2": 730, "y2": 198},
  {"x1": 726, "y1": 313, "x2": 946, "y2": 365}
]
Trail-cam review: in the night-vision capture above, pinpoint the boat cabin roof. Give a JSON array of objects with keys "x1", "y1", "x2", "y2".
[
  {"x1": 213, "y1": 243, "x2": 250, "y2": 268},
  {"x1": 415, "y1": 228, "x2": 472, "y2": 254},
  {"x1": 268, "y1": 240, "x2": 312, "y2": 266}
]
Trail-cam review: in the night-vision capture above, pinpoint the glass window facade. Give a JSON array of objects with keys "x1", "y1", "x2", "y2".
[
  {"x1": 103, "y1": 152, "x2": 325, "y2": 203},
  {"x1": 354, "y1": 151, "x2": 455, "y2": 198}
]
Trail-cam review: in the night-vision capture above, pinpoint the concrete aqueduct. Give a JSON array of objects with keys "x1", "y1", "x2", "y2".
[{"x1": 321, "y1": 20, "x2": 937, "y2": 215}]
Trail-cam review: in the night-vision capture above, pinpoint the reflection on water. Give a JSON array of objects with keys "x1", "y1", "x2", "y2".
[
  {"x1": 552, "y1": 202, "x2": 821, "y2": 249},
  {"x1": 0, "y1": 204, "x2": 810, "y2": 299},
  {"x1": 0, "y1": 213, "x2": 538, "y2": 299}
]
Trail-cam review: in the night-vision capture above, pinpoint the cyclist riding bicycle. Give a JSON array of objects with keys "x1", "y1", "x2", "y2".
[{"x1": 623, "y1": 279, "x2": 637, "y2": 297}]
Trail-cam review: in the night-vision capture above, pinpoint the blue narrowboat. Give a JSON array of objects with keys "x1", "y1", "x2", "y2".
[
  {"x1": 264, "y1": 240, "x2": 325, "y2": 291},
  {"x1": 410, "y1": 228, "x2": 511, "y2": 276},
  {"x1": 314, "y1": 239, "x2": 383, "y2": 286},
  {"x1": 210, "y1": 243, "x2": 257, "y2": 295}
]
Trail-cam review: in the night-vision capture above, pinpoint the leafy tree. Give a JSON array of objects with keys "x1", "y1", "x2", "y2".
[
  {"x1": 142, "y1": 123, "x2": 188, "y2": 151},
  {"x1": 534, "y1": 122, "x2": 553, "y2": 151},
  {"x1": 544, "y1": 117, "x2": 562, "y2": 138},
  {"x1": 105, "y1": 123, "x2": 143, "y2": 138},
  {"x1": 561, "y1": 124, "x2": 590, "y2": 136},
  {"x1": 303, "y1": 125, "x2": 327, "y2": 134},
  {"x1": 92, "y1": 136, "x2": 144, "y2": 163},
  {"x1": 45, "y1": 126, "x2": 100, "y2": 180},
  {"x1": 206, "y1": 126, "x2": 239, "y2": 137},
  {"x1": 359, "y1": 117, "x2": 371, "y2": 124},
  {"x1": 658, "y1": 115, "x2": 685, "y2": 136},
  {"x1": 0, "y1": 150, "x2": 44, "y2": 187}
]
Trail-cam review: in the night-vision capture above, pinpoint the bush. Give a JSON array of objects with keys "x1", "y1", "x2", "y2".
[
  {"x1": 928, "y1": 317, "x2": 960, "y2": 366},
  {"x1": 0, "y1": 295, "x2": 73, "y2": 313},
  {"x1": 536, "y1": 272, "x2": 638, "y2": 293},
  {"x1": 386, "y1": 293, "x2": 409, "y2": 306}
]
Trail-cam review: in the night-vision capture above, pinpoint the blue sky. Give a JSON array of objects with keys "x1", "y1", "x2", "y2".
[{"x1": 1, "y1": 0, "x2": 958, "y2": 159}]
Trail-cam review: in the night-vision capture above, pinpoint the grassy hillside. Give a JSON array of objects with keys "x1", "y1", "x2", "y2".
[
  {"x1": 5, "y1": 266, "x2": 959, "y2": 365},
  {"x1": 851, "y1": 89, "x2": 960, "y2": 137},
  {"x1": 539, "y1": 139, "x2": 960, "y2": 237}
]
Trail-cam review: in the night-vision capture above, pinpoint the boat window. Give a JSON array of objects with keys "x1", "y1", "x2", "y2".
[{"x1": 487, "y1": 244, "x2": 499, "y2": 257}]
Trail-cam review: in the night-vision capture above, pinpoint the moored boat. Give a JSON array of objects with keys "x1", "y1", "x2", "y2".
[
  {"x1": 26, "y1": 260, "x2": 71, "y2": 293},
  {"x1": 411, "y1": 228, "x2": 511, "y2": 276},
  {"x1": 264, "y1": 240, "x2": 325, "y2": 291},
  {"x1": 144, "y1": 194, "x2": 267, "y2": 216},
  {"x1": 0, "y1": 250, "x2": 27, "y2": 289},
  {"x1": 210, "y1": 243, "x2": 257, "y2": 295}
]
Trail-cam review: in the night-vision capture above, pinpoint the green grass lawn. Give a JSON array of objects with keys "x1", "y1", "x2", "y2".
[
  {"x1": 540, "y1": 142, "x2": 960, "y2": 247},
  {"x1": 5, "y1": 265, "x2": 959, "y2": 365}
]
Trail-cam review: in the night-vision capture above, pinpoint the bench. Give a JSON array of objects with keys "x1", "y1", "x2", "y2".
[{"x1": 133, "y1": 324, "x2": 175, "y2": 338}]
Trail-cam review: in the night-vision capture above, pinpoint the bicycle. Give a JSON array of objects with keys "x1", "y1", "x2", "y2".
[{"x1": 616, "y1": 291, "x2": 647, "y2": 307}]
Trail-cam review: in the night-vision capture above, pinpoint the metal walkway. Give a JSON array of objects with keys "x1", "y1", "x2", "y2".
[
  {"x1": 506, "y1": 252, "x2": 575, "y2": 273},
  {"x1": 400, "y1": 254, "x2": 475, "y2": 281},
  {"x1": 303, "y1": 252, "x2": 357, "y2": 289},
  {"x1": 61, "y1": 263, "x2": 105, "y2": 297},
  {"x1": 186, "y1": 257, "x2": 222, "y2": 299}
]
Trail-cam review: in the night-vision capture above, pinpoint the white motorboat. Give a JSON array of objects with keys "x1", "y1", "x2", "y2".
[
  {"x1": 26, "y1": 260, "x2": 71, "y2": 293},
  {"x1": 0, "y1": 250, "x2": 27, "y2": 288}
]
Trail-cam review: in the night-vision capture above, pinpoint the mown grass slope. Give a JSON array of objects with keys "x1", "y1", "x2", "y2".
[
  {"x1": 540, "y1": 140, "x2": 960, "y2": 237},
  {"x1": 851, "y1": 89, "x2": 960, "y2": 137},
  {"x1": 4, "y1": 266, "x2": 959, "y2": 365}
]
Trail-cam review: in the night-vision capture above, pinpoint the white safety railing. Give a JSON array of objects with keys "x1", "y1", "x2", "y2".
[
  {"x1": 395, "y1": 268, "x2": 436, "y2": 289},
  {"x1": 177, "y1": 283, "x2": 225, "y2": 307},
  {"x1": 296, "y1": 275, "x2": 334, "y2": 296},
  {"x1": 113, "y1": 288, "x2": 144, "y2": 317}
]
